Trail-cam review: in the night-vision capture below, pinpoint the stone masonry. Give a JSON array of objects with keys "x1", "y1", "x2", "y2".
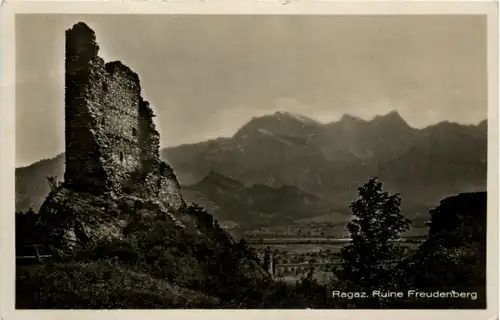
[{"x1": 64, "y1": 22, "x2": 184, "y2": 210}]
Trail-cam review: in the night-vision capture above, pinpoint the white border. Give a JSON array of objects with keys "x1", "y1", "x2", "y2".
[{"x1": 1, "y1": 2, "x2": 498, "y2": 320}]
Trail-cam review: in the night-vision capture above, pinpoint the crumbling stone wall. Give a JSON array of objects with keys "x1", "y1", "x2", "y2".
[
  {"x1": 65, "y1": 23, "x2": 107, "y2": 192},
  {"x1": 157, "y1": 162, "x2": 184, "y2": 209},
  {"x1": 64, "y1": 22, "x2": 184, "y2": 210}
]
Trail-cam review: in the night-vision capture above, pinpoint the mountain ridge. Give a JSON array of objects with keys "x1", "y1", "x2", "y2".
[
  {"x1": 16, "y1": 111, "x2": 488, "y2": 226},
  {"x1": 182, "y1": 170, "x2": 331, "y2": 226},
  {"x1": 16, "y1": 111, "x2": 486, "y2": 169}
]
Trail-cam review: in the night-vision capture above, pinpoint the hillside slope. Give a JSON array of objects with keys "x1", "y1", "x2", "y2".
[{"x1": 182, "y1": 171, "x2": 331, "y2": 226}]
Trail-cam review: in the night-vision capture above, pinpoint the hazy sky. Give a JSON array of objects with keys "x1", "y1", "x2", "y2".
[{"x1": 16, "y1": 14, "x2": 487, "y2": 167}]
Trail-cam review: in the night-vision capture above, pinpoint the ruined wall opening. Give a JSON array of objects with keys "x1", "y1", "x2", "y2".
[{"x1": 120, "y1": 152, "x2": 124, "y2": 163}]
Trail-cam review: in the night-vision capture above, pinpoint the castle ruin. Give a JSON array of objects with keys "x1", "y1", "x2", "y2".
[{"x1": 64, "y1": 22, "x2": 184, "y2": 210}]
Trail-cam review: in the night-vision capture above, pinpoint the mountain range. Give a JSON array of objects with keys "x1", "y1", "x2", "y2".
[{"x1": 16, "y1": 110, "x2": 487, "y2": 226}]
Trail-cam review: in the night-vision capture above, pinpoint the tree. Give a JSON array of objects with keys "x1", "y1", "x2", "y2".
[
  {"x1": 263, "y1": 247, "x2": 272, "y2": 272},
  {"x1": 337, "y1": 177, "x2": 411, "y2": 293},
  {"x1": 47, "y1": 176, "x2": 62, "y2": 192},
  {"x1": 186, "y1": 202, "x2": 215, "y2": 229}
]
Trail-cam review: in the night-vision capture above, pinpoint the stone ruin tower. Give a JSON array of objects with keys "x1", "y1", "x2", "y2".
[{"x1": 64, "y1": 22, "x2": 184, "y2": 210}]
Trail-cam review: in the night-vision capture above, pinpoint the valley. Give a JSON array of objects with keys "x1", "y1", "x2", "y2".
[
  {"x1": 14, "y1": 110, "x2": 486, "y2": 288},
  {"x1": 248, "y1": 239, "x2": 423, "y2": 284},
  {"x1": 237, "y1": 212, "x2": 427, "y2": 284}
]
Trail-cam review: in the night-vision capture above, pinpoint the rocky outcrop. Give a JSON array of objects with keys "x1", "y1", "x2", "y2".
[
  {"x1": 39, "y1": 188, "x2": 123, "y2": 252},
  {"x1": 39, "y1": 186, "x2": 188, "y2": 254},
  {"x1": 399, "y1": 192, "x2": 487, "y2": 308}
]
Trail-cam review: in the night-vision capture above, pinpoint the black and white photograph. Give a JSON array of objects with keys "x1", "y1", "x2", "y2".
[{"x1": 1, "y1": 2, "x2": 498, "y2": 315}]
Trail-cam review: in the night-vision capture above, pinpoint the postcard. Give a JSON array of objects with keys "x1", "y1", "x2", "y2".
[{"x1": 1, "y1": 1, "x2": 498, "y2": 319}]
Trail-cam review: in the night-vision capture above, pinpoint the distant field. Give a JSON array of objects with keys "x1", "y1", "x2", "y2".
[
  {"x1": 246, "y1": 238, "x2": 352, "y2": 244},
  {"x1": 293, "y1": 212, "x2": 351, "y2": 224},
  {"x1": 250, "y1": 243, "x2": 346, "y2": 254},
  {"x1": 246, "y1": 236, "x2": 425, "y2": 245},
  {"x1": 402, "y1": 226, "x2": 429, "y2": 238},
  {"x1": 240, "y1": 214, "x2": 429, "y2": 241},
  {"x1": 275, "y1": 270, "x2": 334, "y2": 285}
]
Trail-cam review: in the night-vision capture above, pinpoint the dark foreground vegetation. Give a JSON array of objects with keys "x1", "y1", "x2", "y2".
[{"x1": 16, "y1": 179, "x2": 486, "y2": 309}]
